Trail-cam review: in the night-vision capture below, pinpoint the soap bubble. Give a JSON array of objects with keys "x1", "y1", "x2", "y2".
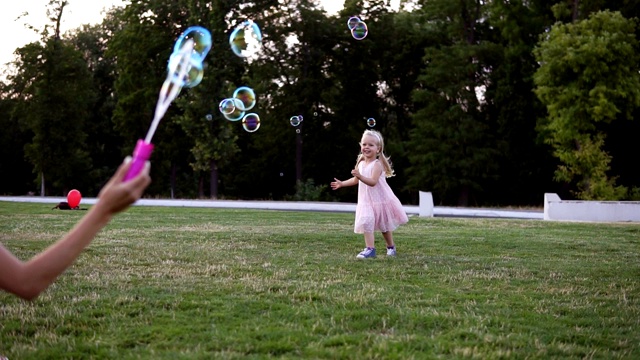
[
  {"x1": 229, "y1": 20, "x2": 263, "y2": 58},
  {"x1": 167, "y1": 52, "x2": 203, "y2": 88},
  {"x1": 174, "y1": 26, "x2": 212, "y2": 62},
  {"x1": 290, "y1": 115, "x2": 301, "y2": 127},
  {"x1": 205, "y1": 114, "x2": 213, "y2": 121},
  {"x1": 351, "y1": 21, "x2": 368, "y2": 40},
  {"x1": 367, "y1": 118, "x2": 376, "y2": 127},
  {"x1": 219, "y1": 98, "x2": 236, "y2": 115},
  {"x1": 232, "y1": 86, "x2": 256, "y2": 111},
  {"x1": 223, "y1": 99, "x2": 246, "y2": 121},
  {"x1": 242, "y1": 113, "x2": 261, "y2": 132},
  {"x1": 347, "y1": 16, "x2": 361, "y2": 30}
]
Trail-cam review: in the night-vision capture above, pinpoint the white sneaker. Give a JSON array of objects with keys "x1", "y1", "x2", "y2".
[{"x1": 386, "y1": 247, "x2": 396, "y2": 256}]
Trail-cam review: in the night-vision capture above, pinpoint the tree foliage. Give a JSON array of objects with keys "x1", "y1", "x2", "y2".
[
  {"x1": 1, "y1": 0, "x2": 638, "y2": 205},
  {"x1": 533, "y1": 10, "x2": 640, "y2": 199},
  {"x1": 8, "y1": 1, "x2": 95, "y2": 196}
]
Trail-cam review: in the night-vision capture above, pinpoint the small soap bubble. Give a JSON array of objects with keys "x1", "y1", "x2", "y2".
[
  {"x1": 367, "y1": 117, "x2": 376, "y2": 127},
  {"x1": 290, "y1": 115, "x2": 301, "y2": 127},
  {"x1": 174, "y1": 26, "x2": 212, "y2": 62},
  {"x1": 351, "y1": 21, "x2": 368, "y2": 40},
  {"x1": 242, "y1": 113, "x2": 261, "y2": 132},
  {"x1": 219, "y1": 98, "x2": 236, "y2": 115},
  {"x1": 223, "y1": 98, "x2": 246, "y2": 121},
  {"x1": 347, "y1": 16, "x2": 361, "y2": 30},
  {"x1": 233, "y1": 86, "x2": 256, "y2": 111},
  {"x1": 313, "y1": 112, "x2": 318, "y2": 117},
  {"x1": 296, "y1": 129, "x2": 301, "y2": 134},
  {"x1": 229, "y1": 20, "x2": 263, "y2": 58},
  {"x1": 205, "y1": 114, "x2": 213, "y2": 121}
]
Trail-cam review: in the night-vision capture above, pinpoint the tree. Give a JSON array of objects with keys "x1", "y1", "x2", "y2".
[
  {"x1": 406, "y1": 0, "x2": 500, "y2": 206},
  {"x1": 67, "y1": 7, "x2": 129, "y2": 195},
  {"x1": 533, "y1": 11, "x2": 640, "y2": 199},
  {"x1": 108, "y1": 0, "x2": 196, "y2": 197},
  {"x1": 173, "y1": 0, "x2": 248, "y2": 199},
  {"x1": 9, "y1": 0, "x2": 95, "y2": 196},
  {"x1": 482, "y1": 0, "x2": 559, "y2": 205}
]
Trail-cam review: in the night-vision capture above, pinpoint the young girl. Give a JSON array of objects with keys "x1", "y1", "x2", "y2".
[{"x1": 331, "y1": 130, "x2": 408, "y2": 258}]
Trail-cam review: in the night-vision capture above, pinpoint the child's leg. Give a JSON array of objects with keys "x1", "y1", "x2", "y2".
[
  {"x1": 364, "y1": 232, "x2": 375, "y2": 248},
  {"x1": 382, "y1": 231, "x2": 395, "y2": 248}
]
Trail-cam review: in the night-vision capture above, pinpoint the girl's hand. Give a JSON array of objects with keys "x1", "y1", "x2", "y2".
[
  {"x1": 351, "y1": 168, "x2": 361, "y2": 179},
  {"x1": 330, "y1": 178, "x2": 343, "y2": 190}
]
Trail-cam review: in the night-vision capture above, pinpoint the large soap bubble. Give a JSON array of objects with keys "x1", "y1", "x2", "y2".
[
  {"x1": 229, "y1": 20, "x2": 263, "y2": 58},
  {"x1": 174, "y1": 26, "x2": 212, "y2": 62}
]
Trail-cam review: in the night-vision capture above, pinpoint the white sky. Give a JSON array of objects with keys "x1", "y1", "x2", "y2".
[{"x1": 0, "y1": 1, "x2": 399, "y2": 76}]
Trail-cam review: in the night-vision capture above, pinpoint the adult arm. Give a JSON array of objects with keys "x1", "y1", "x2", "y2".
[{"x1": 0, "y1": 158, "x2": 151, "y2": 300}]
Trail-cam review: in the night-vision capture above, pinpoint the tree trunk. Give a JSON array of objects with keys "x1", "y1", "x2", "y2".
[
  {"x1": 209, "y1": 159, "x2": 218, "y2": 199},
  {"x1": 40, "y1": 172, "x2": 45, "y2": 197},
  {"x1": 296, "y1": 123, "x2": 303, "y2": 183},
  {"x1": 458, "y1": 185, "x2": 470, "y2": 206},
  {"x1": 198, "y1": 176, "x2": 204, "y2": 198},
  {"x1": 170, "y1": 162, "x2": 176, "y2": 199}
]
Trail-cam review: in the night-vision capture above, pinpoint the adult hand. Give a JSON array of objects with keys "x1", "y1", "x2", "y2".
[{"x1": 95, "y1": 157, "x2": 151, "y2": 215}]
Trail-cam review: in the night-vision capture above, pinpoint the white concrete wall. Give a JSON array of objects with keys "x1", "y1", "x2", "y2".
[
  {"x1": 544, "y1": 193, "x2": 640, "y2": 222},
  {"x1": 419, "y1": 191, "x2": 434, "y2": 217}
]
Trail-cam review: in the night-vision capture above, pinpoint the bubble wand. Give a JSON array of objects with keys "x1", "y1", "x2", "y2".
[{"x1": 124, "y1": 27, "x2": 211, "y2": 181}]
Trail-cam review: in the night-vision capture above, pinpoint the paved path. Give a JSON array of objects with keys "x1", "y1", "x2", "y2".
[{"x1": 0, "y1": 196, "x2": 543, "y2": 220}]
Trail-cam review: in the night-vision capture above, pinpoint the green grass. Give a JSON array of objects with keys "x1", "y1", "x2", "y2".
[{"x1": 1, "y1": 202, "x2": 639, "y2": 359}]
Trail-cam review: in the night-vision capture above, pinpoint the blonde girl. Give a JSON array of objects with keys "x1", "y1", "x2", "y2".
[{"x1": 331, "y1": 130, "x2": 408, "y2": 258}]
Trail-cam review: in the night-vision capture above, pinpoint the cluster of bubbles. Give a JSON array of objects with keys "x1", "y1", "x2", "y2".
[
  {"x1": 206, "y1": 20, "x2": 265, "y2": 133},
  {"x1": 229, "y1": 20, "x2": 263, "y2": 58},
  {"x1": 177, "y1": 19, "x2": 374, "y2": 136},
  {"x1": 217, "y1": 86, "x2": 261, "y2": 132},
  {"x1": 347, "y1": 16, "x2": 368, "y2": 40},
  {"x1": 290, "y1": 115, "x2": 304, "y2": 133}
]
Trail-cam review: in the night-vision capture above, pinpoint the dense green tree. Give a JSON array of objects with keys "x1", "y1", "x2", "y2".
[
  {"x1": 67, "y1": 8, "x2": 129, "y2": 195},
  {"x1": 222, "y1": 0, "x2": 342, "y2": 200},
  {"x1": 482, "y1": 0, "x2": 559, "y2": 205},
  {"x1": 533, "y1": 11, "x2": 640, "y2": 199},
  {"x1": 0, "y1": 92, "x2": 32, "y2": 195},
  {"x1": 8, "y1": 0, "x2": 95, "y2": 196},
  {"x1": 406, "y1": 0, "x2": 500, "y2": 206},
  {"x1": 108, "y1": 0, "x2": 196, "y2": 197}
]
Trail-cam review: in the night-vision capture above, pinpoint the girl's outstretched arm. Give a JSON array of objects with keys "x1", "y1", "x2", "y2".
[
  {"x1": 0, "y1": 157, "x2": 151, "y2": 301},
  {"x1": 331, "y1": 176, "x2": 358, "y2": 190}
]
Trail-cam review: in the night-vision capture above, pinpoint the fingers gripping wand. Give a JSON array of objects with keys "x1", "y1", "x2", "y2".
[{"x1": 123, "y1": 40, "x2": 194, "y2": 181}]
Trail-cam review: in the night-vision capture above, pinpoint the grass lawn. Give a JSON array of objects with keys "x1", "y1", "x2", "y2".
[{"x1": 1, "y1": 201, "x2": 639, "y2": 359}]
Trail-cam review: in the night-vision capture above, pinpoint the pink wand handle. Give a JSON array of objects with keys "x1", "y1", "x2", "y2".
[{"x1": 123, "y1": 139, "x2": 154, "y2": 182}]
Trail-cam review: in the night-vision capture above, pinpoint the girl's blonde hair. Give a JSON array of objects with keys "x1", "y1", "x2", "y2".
[{"x1": 355, "y1": 129, "x2": 395, "y2": 178}]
